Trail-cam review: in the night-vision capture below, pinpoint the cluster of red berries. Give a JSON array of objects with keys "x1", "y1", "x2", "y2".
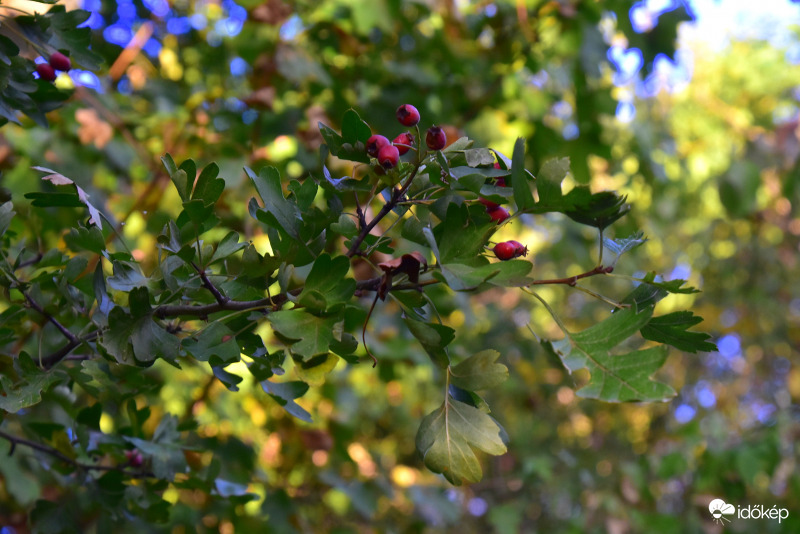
[
  {"x1": 493, "y1": 240, "x2": 527, "y2": 261},
  {"x1": 366, "y1": 104, "x2": 448, "y2": 169},
  {"x1": 35, "y1": 52, "x2": 71, "y2": 82}
]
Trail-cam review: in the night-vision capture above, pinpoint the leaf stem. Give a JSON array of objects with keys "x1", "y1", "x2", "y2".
[{"x1": 526, "y1": 289, "x2": 570, "y2": 335}]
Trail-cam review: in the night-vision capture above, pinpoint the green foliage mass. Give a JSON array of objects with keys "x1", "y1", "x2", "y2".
[{"x1": 0, "y1": 1, "x2": 798, "y2": 533}]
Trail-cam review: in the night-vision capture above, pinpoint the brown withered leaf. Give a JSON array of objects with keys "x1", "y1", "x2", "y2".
[{"x1": 376, "y1": 252, "x2": 428, "y2": 300}]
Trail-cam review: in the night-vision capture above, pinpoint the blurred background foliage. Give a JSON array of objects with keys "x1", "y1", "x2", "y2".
[{"x1": 1, "y1": 0, "x2": 799, "y2": 532}]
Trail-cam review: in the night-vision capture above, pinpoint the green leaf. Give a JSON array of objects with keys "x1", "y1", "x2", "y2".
[
  {"x1": 416, "y1": 397, "x2": 507, "y2": 485},
  {"x1": 124, "y1": 415, "x2": 186, "y2": 479},
  {"x1": 604, "y1": 231, "x2": 647, "y2": 263},
  {"x1": 464, "y1": 148, "x2": 495, "y2": 167},
  {"x1": 318, "y1": 121, "x2": 370, "y2": 163},
  {"x1": 429, "y1": 204, "x2": 495, "y2": 264},
  {"x1": 433, "y1": 260, "x2": 533, "y2": 291},
  {"x1": 0, "y1": 201, "x2": 15, "y2": 237},
  {"x1": 246, "y1": 166, "x2": 302, "y2": 240},
  {"x1": 288, "y1": 178, "x2": 318, "y2": 211},
  {"x1": 24, "y1": 192, "x2": 83, "y2": 208},
  {"x1": 564, "y1": 190, "x2": 630, "y2": 230},
  {"x1": 641, "y1": 311, "x2": 717, "y2": 353},
  {"x1": 450, "y1": 350, "x2": 508, "y2": 391},
  {"x1": 63, "y1": 226, "x2": 105, "y2": 254},
  {"x1": 403, "y1": 318, "x2": 454, "y2": 368},
  {"x1": 268, "y1": 310, "x2": 340, "y2": 358},
  {"x1": 294, "y1": 352, "x2": 340, "y2": 386},
  {"x1": 330, "y1": 213, "x2": 358, "y2": 237},
  {"x1": 536, "y1": 157, "x2": 570, "y2": 205},
  {"x1": 182, "y1": 323, "x2": 241, "y2": 364},
  {"x1": 341, "y1": 108, "x2": 371, "y2": 146},
  {"x1": 261, "y1": 380, "x2": 312, "y2": 422},
  {"x1": 192, "y1": 162, "x2": 224, "y2": 206},
  {"x1": 107, "y1": 261, "x2": 148, "y2": 291},
  {"x1": 629, "y1": 272, "x2": 701, "y2": 295},
  {"x1": 47, "y1": 7, "x2": 104, "y2": 70},
  {"x1": 163, "y1": 157, "x2": 190, "y2": 201},
  {"x1": 0, "y1": 364, "x2": 65, "y2": 413},
  {"x1": 442, "y1": 136, "x2": 473, "y2": 153},
  {"x1": 298, "y1": 254, "x2": 355, "y2": 312},
  {"x1": 100, "y1": 307, "x2": 179, "y2": 364},
  {"x1": 76, "y1": 403, "x2": 102, "y2": 430},
  {"x1": 547, "y1": 306, "x2": 676, "y2": 402},
  {"x1": 211, "y1": 363, "x2": 243, "y2": 392},
  {"x1": 511, "y1": 138, "x2": 535, "y2": 210},
  {"x1": 209, "y1": 231, "x2": 245, "y2": 264},
  {"x1": 0, "y1": 35, "x2": 20, "y2": 66}
]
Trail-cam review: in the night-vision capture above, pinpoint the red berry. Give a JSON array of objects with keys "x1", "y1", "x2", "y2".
[
  {"x1": 392, "y1": 132, "x2": 414, "y2": 155},
  {"x1": 493, "y1": 241, "x2": 516, "y2": 261},
  {"x1": 36, "y1": 63, "x2": 57, "y2": 82},
  {"x1": 366, "y1": 135, "x2": 390, "y2": 158},
  {"x1": 496, "y1": 177, "x2": 507, "y2": 187},
  {"x1": 125, "y1": 449, "x2": 144, "y2": 467},
  {"x1": 487, "y1": 206, "x2": 510, "y2": 223},
  {"x1": 49, "y1": 52, "x2": 71, "y2": 71},
  {"x1": 378, "y1": 144, "x2": 400, "y2": 169},
  {"x1": 396, "y1": 104, "x2": 420, "y2": 127},
  {"x1": 494, "y1": 162, "x2": 502, "y2": 169},
  {"x1": 479, "y1": 197, "x2": 499, "y2": 210},
  {"x1": 426, "y1": 126, "x2": 447, "y2": 151},
  {"x1": 508, "y1": 240, "x2": 528, "y2": 257}
]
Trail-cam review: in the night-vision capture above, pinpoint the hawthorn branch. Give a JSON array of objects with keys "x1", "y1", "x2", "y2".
[
  {"x1": 36, "y1": 261, "x2": 610, "y2": 369},
  {"x1": 153, "y1": 296, "x2": 277, "y2": 319},
  {"x1": 41, "y1": 330, "x2": 100, "y2": 369},
  {"x1": 23, "y1": 291, "x2": 78, "y2": 344},
  {"x1": 16, "y1": 252, "x2": 43, "y2": 270},
  {"x1": 346, "y1": 165, "x2": 420, "y2": 258},
  {"x1": 0, "y1": 429, "x2": 154, "y2": 479},
  {"x1": 529, "y1": 265, "x2": 613, "y2": 286},
  {"x1": 192, "y1": 262, "x2": 229, "y2": 305}
]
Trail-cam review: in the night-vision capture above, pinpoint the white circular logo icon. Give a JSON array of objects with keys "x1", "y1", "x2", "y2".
[{"x1": 709, "y1": 498, "x2": 736, "y2": 524}]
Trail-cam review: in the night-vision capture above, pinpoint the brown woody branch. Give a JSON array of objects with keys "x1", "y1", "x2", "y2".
[
  {"x1": 0, "y1": 429, "x2": 154, "y2": 479},
  {"x1": 23, "y1": 291, "x2": 78, "y2": 344},
  {"x1": 37, "y1": 264, "x2": 612, "y2": 369},
  {"x1": 529, "y1": 265, "x2": 613, "y2": 286},
  {"x1": 192, "y1": 262, "x2": 229, "y2": 305},
  {"x1": 345, "y1": 164, "x2": 421, "y2": 258}
]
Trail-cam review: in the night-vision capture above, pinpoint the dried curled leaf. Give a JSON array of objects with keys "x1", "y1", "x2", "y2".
[
  {"x1": 376, "y1": 251, "x2": 428, "y2": 299},
  {"x1": 33, "y1": 166, "x2": 103, "y2": 229}
]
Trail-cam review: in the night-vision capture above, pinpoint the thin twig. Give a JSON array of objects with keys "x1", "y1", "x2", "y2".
[
  {"x1": 529, "y1": 265, "x2": 613, "y2": 286},
  {"x1": 345, "y1": 165, "x2": 421, "y2": 258},
  {"x1": 40, "y1": 330, "x2": 99, "y2": 369},
  {"x1": 23, "y1": 291, "x2": 78, "y2": 344},
  {"x1": 0, "y1": 429, "x2": 154, "y2": 479},
  {"x1": 192, "y1": 262, "x2": 229, "y2": 305},
  {"x1": 16, "y1": 252, "x2": 43, "y2": 269}
]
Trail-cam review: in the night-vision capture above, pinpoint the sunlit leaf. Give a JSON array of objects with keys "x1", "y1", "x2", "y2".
[
  {"x1": 450, "y1": 350, "x2": 508, "y2": 391},
  {"x1": 641, "y1": 311, "x2": 717, "y2": 353},
  {"x1": 547, "y1": 306, "x2": 676, "y2": 402},
  {"x1": 416, "y1": 397, "x2": 507, "y2": 485},
  {"x1": 261, "y1": 380, "x2": 312, "y2": 422}
]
